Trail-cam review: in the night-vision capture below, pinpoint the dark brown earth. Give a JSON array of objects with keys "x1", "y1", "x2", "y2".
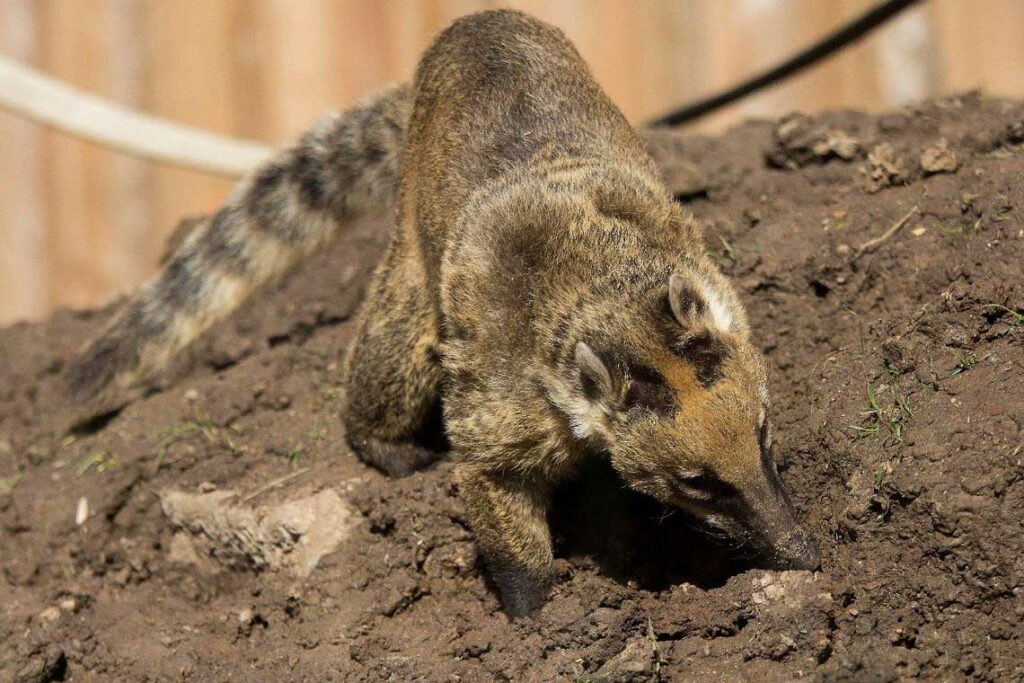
[{"x1": 2, "y1": 93, "x2": 1023, "y2": 682}]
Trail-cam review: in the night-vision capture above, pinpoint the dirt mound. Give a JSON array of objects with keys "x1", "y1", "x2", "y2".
[{"x1": 2, "y1": 93, "x2": 1023, "y2": 681}]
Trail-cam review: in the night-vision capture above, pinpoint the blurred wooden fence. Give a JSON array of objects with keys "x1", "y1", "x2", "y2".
[{"x1": 1, "y1": 0, "x2": 1023, "y2": 324}]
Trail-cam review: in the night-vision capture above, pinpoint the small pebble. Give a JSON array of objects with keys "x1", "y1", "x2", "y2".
[{"x1": 75, "y1": 497, "x2": 89, "y2": 526}]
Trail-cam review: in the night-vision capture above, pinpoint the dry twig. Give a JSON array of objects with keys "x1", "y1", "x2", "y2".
[
  {"x1": 242, "y1": 467, "x2": 311, "y2": 503},
  {"x1": 854, "y1": 205, "x2": 919, "y2": 258}
]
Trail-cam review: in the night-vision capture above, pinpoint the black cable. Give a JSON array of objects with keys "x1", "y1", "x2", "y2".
[{"x1": 649, "y1": 0, "x2": 926, "y2": 127}]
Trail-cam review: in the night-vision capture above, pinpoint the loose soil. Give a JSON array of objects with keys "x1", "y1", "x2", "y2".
[{"x1": 2, "y1": 93, "x2": 1023, "y2": 682}]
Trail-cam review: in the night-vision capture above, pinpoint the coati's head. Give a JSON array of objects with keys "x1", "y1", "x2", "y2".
[{"x1": 551, "y1": 267, "x2": 819, "y2": 571}]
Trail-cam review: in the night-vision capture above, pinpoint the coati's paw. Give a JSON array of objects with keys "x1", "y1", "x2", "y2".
[
  {"x1": 349, "y1": 437, "x2": 444, "y2": 477},
  {"x1": 490, "y1": 563, "x2": 552, "y2": 620}
]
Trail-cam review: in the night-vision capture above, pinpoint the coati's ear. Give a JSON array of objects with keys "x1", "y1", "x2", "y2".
[
  {"x1": 540, "y1": 342, "x2": 618, "y2": 442},
  {"x1": 668, "y1": 273, "x2": 708, "y2": 327},
  {"x1": 667, "y1": 273, "x2": 733, "y2": 386},
  {"x1": 668, "y1": 272, "x2": 733, "y2": 332},
  {"x1": 575, "y1": 342, "x2": 613, "y2": 400}
]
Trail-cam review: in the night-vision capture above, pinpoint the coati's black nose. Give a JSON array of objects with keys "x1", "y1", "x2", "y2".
[{"x1": 771, "y1": 527, "x2": 821, "y2": 571}]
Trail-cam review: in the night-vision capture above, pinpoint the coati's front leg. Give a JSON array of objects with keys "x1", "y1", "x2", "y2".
[
  {"x1": 455, "y1": 462, "x2": 554, "y2": 618},
  {"x1": 341, "y1": 226, "x2": 445, "y2": 477}
]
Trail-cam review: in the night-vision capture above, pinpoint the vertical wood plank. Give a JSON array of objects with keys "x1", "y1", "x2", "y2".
[
  {"x1": 105, "y1": 0, "x2": 155, "y2": 295},
  {"x1": 39, "y1": 0, "x2": 121, "y2": 312},
  {"x1": 930, "y1": 0, "x2": 1024, "y2": 99},
  {"x1": 0, "y1": 0, "x2": 46, "y2": 323},
  {"x1": 144, "y1": 0, "x2": 237, "y2": 269}
]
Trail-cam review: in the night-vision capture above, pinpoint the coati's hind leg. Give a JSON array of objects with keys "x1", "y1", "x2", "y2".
[{"x1": 341, "y1": 228, "x2": 445, "y2": 477}]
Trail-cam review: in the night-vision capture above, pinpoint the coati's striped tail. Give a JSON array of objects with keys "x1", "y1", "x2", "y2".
[{"x1": 65, "y1": 84, "x2": 411, "y2": 421}]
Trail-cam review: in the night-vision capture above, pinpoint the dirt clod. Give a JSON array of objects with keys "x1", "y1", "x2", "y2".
[
  {"x1": 593, "y1": 636, "x2": 658, "y2": 682},
  {"x1": 159, "y1": 487, "x2": 357, "y2": 576},
  {"x1": 861, "y1": 142, "x2": 906, "y2": 192},
  {"x1": 766, "y1": 113, "x2": 860, "y2": 168},
  {"x1": 920, "y1": 138, "x2": 959, "y2": 174}
]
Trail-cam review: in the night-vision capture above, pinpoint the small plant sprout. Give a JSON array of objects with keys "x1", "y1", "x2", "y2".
[
  {"x1": 850, "y1": 383, "x2": 882, "y2": 438},
  {"x1": 77, "y1": 450, "x2": 118, "y2": 476},
  {"x1": 850, "y1": 382, "x2": 912, "y2": 442},
  {"x1": 873, "y1": 467, "x2": 888, "y2": 492},
  {"x1": 888, "y1": 385, "x2": 913, "y2": 441},
  {"x1": 947, "y1": 355, "x2": 980, "y2": 378},
  {"x1": 308, "y1": 421, "x2": 327, "y2": 441},
  {"x1": 153, "y1": 407, "x2": 221, "y2": 470}
]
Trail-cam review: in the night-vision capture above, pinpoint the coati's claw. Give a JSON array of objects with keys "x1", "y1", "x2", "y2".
[
  {"x1": 489, "y1": 563, "x2": 551, "y2": 619},
  {"x1": 350, "y1": 437, "x2": 444, "y2": 478}
]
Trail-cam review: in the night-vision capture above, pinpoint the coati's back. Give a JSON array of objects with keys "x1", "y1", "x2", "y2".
[{"x1": 403, "y1": 10, "x2": 659, "y2": 256}]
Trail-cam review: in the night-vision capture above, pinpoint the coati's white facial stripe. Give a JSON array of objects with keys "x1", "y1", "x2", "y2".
[
  {"x1": 701, "y1": 286, "x2": 733, "y2": 332},
  {"x1": 566, "y1": 399, "x2": 604, "y2": 440},
  {"x1": 545, "y1": 383, "x2": 605, "y2": 441}
]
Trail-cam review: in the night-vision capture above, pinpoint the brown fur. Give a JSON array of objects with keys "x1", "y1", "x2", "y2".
[{"x1": 67, "y1": 10, "x2": 817, "y2": 618}]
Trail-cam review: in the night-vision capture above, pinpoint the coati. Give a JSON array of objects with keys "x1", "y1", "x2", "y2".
[{"x1": 66, "y1": 10, "x2": 819, "y2": 617}]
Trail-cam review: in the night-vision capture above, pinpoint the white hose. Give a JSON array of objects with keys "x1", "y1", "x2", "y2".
[{"x1": 0, "y1": 55, "x2": 274, "y2": 177}]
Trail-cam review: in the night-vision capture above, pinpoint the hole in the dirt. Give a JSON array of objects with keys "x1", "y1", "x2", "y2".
[
  {"x1": 415, "y1": 399, "x2": 451, "y2": 453},
  {"x1": 70, "y1": 407, "x2": 123, "y2": 436},
  {"x1": 834, "y1": 522, "x2": 858, "y2": 544},
  {"x1": 208, "y1": 357, "x2": 239, "y2": 371},
  {"x1": 549, "y1": 457, "x2": 758, "y2": 591},
  {"x1": 818, "y1": 619, "x2": 835, "y2": 664},
  {"x1": 673, "y1": 189, "x2": 708, "y2": 203},
  {"x1": 267, "y1": 333, "x2": 292, "y2": 348},
  {"x1": 809, "y1": 279, "x2": 831, "y2": 298},
  {"x1": 368, "y1": 513, "x2": 396, "y2": 536}
]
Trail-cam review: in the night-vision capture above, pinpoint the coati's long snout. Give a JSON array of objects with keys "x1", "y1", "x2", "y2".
[
  {"x1": 665, "y1": 446, "x2": 819, "y2": 571},
  {"x1": 734, "y1": 466, "x2": 820, "y2": 570}
]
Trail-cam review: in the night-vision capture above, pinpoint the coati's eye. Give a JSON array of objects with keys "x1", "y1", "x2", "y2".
[{"x1": 623, "y1": 364, "x2": 676, "y2": 416}]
